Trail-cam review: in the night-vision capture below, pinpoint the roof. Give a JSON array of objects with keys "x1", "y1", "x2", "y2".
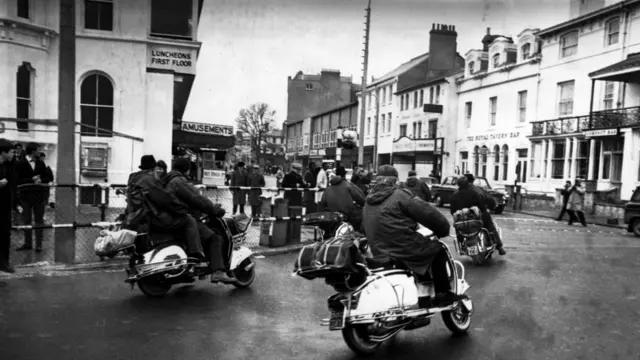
[
  {"x1": 367, "y1": 52, "x2": 430, "y2": 88},
  {"x1": 536, "y1": 0, "x2": 637, "y2": 37},
  {"x1": 589, "y1": 53, "x2": 640, "y2": 80},
  {"x1": 395, "y1": 69, "x2": 464, "y2": 95},
  {"x1": 289, "y1": 71, "x2": 354, "y2": 83}
]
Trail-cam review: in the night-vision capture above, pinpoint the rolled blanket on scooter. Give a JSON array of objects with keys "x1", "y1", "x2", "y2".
[
  {"x1": 453, "y1": 207, "x2": 483, "y2": 237},
  {"x1": 94, "y1": 229, "x2": 138, "y2": 256}
]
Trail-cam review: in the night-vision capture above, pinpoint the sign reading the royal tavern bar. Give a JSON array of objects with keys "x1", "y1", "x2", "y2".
[
  {"x1": 181, "y1": 121, "x2": 234, "y2": 137},
  {"x1": 466, "y1": 132, "x2": 520, "y2": 142},
  {"x1": 584, "y1": 128, "x2": 618, "y2": 137},
  {"x1": 148, "y1": 45, "x2": 197, "y2": 74}
]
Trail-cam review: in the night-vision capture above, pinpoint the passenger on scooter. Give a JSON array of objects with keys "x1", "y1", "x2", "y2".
[
  {"x1": 124, "y1": 157, "x2": 206, "y2": 261},
  {"x1": 163, "y1": 158, "x2": 235, "y2": 284},
  {"x1": 319, "y1": 166, "x2": 365, "y2": 232},
  {"x1": 362, "y1": 165, "x2": 465, "y2": 308},
  {"x1": 453, "y1": 176, "x2": 506, "y2": 255}
]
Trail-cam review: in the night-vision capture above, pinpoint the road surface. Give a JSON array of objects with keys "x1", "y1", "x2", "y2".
[{"x1": 1, "y1": 211, "x2": 639, "y2": 360}]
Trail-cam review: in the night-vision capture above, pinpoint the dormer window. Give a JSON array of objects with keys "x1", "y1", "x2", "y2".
[
  {"x1": 560, "y1": 31, "x2": 578, "y2": 58},
  {"x1": 521, "y1": 43, "x2": 531, "y2": 60},
  {"x1": 606, "y1": 17, "x2": 620, "y2": 46},
  {"x1": 492, "y1": 53, "x2": 500, "y2": 68},
  {"x1": 468, "y1": 61, "x2": 475, "y2": 74}
]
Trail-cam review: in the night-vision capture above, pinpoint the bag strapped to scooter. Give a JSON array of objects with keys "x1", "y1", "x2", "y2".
[{"x1": 293, "y1": 235, "x2": 366, "y2": 282}]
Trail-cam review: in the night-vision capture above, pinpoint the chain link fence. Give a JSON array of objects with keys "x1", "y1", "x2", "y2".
[{"x1": 10, "y1": 183, "x2": 318, "y2": 267}]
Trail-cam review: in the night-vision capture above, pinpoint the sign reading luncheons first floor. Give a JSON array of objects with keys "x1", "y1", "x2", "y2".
[
  {"x1": 181, "y1": 121, "x2": 234, "y2": 136},
  {"x1": 147, "y1": 45, "x2": 198, "y2": 74}
]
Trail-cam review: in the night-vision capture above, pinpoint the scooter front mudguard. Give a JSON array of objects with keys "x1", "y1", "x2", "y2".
[{"x1": 229, "y1": 246, "x2": 253, "y2": 271}]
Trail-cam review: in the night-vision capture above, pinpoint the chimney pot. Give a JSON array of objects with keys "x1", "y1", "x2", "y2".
[
  {"x1": 486, "y1": 27, "x2": 491, "y2": 35},
  {"x1": 432, "y1": 23, "x2": 435, "y2": 30},
  {"x1": 453, "y1": 25, "x2": 456, "y2": 31}
]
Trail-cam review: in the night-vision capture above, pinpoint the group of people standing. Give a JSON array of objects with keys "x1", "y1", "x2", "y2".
[
  {"x1": 226, "y1": 162, "x2": 267, "y2": 216},
  {"x1": 0, "y1": 140, "x2": 56, "y2": 273}
]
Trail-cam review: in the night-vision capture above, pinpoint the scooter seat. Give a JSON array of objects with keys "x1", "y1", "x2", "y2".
[{"x1": 365, "y1": 256, "x2": 396, "y2": 269}]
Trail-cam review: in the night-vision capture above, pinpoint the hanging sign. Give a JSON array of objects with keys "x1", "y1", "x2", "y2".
[{"x1": 181, "y1": 122, "x2": 234, "y2": 136}]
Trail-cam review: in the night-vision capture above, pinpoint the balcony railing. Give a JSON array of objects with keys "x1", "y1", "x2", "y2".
[
  {"x1": 590, "y1": 106, "x2": 640, "y2": 129},
  {"x1": 531, "y1": 106, "x2": 640, "y2": 136},
  {"x1": 530, "y1": 115, "x2": 590, "y2": 136}
]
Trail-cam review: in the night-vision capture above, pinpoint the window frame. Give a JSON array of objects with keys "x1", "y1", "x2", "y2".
[
  {"x1": 16, "y1": 62, "x2": 34, "y2": 133},
  {"x1": 502, "y1": 145, "x2": 509, "y2": 181},
  {"x1": 558, "y1": 80, "x2": 575, "y2": 117},
  {"x1": 149, "y1": 0, "x2": 194, "y2": 40},
  {"x1": 465, "y1": 101, "x2": 472, "y2": 128},
  {"x1": 428, "y1": 119, "x2": 437, "y2": 139},
  {"x1": 387, "y1": 112, "x2": 392, "y2": 133},
  {"x1": 603, "y1": 81, "x2": 615, "y2": 110},
  {"x1": 79, "y1": 72, "x2": 115, "y2": 138},
  {"x1": 17, "y1": 0, "x2": 30, "y2": 19},
  {"x1": 605, "y1": 17, "x2": 620, "y2": 46},
  {"x1": 84, "y1": 0, "x2": 114, "y2": 32},
  {"x1": 489, "y1": 96, "x2": 497, "y2": 126},
  {"x1": 468, "y1": 61, "x2": 475, "y2": 75},
  {"x1": 560, "y1": 31, "x2": 579, "y2": 58},
  {"x1": 521, "y1": 43, "x2": 531, "y2": 60},
  {"x1": 518, "y1": 90, "x2": 527, "y2": 123},
  {"x1": 399, "y1": 124, "x2": 407, "y2": 137},
  {"x1": 492, "y1": 53, "x2": 500, "y2": 69},
  {"x1": 551, "y1": 141, "x2": 566, "y2": 179}
]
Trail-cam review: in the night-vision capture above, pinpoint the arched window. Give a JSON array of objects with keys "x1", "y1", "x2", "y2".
[
  {"x1": 521, "y1": 43, "x2": 531, "y2": 60},
  {"x1": 473, "y1": 146, "x2": 480, "y2": 176},
  {"x1": 468, "y1": 61, "x2": 475, "y2": 75},
  {"x1": 493, "y1": 145, "x2": 501, "y2": 181},
  {"x1": 492, "y1": 53, "x2": 500, "y2": 68},
  {"x1": 480, "y1": 146, "x2": 488, "y2": 178},
  {"x1": 502, "y1": 145, "x2": 509, "y2": 181},
  {"x1": 16, "y1": 63, "x2": 34, "y2": 132},
  {"x1": 80, "y1": 73, "x2": 114, "y2": 137}
]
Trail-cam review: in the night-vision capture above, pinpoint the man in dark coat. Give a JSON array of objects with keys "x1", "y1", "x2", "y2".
[
  {"x1": 462, "y1": 174, "x2": 506, "y2": 255},
  {"x1": 281, "y1": 162, "x2": 306, "y2": 206},
  {"x1": 164, "y1": 158, "x2": 233, "y2": 284},
  {"x1": 0, "y1": 139, "x2": 21, "y2": 273},
  {"x1": 303, "y1": 162, "x2": 317, "y2": 210},
  {"x1": 556, "y1": 180, "x2": 572, "y2": 221},
  {"x1": 248, "y1": 164, "x2": 266, "y2": 217},
  {"x1": 39, "y1": 152, "x2": 55, "y2": 208},
  {"x1": 231, "y1": 162, "x2": 248, "y2": 215},
  {"x1": 400, "y1": 170, "x2": 432, "y2": 202},
  {"x1": 363, "y1": 165, "x2": 464, "y2": 307},
  {"x1": 319, "y1": 166, "x2": 365, "y2": 231},
  {"x1": 15, "y1": 143, "x2": 53, "y2": 252}
]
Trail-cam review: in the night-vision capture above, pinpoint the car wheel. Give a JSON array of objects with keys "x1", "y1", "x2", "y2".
[{"x1": 632, "y1": 219, "x2": 640, "y2": 237}]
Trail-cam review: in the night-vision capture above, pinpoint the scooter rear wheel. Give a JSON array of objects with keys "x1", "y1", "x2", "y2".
[
  {"x1": 138, "y1": 276, "x2": 172, "y2": 297},
  {"x1": 232, "y1": 258, "x2": 256, "y2": 289},
  {"x1": 342, "y1": 324, "x2": 383, "y2": 356},
  {"x1": 442, "y1": 303, "x2": 472, "y2": 334}
]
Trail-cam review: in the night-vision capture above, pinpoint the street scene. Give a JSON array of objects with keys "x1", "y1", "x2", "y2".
[
  {"x1": 1, "y1": 210, "x2": 639, "y2": 360},
  {"x1": 2, "y1": 0, "x2": 640, "y2": 358}
]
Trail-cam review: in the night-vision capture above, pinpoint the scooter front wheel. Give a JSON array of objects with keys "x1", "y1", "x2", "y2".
[{"x1": 232, "y1": 258, "x2": 256, "y2": 289}]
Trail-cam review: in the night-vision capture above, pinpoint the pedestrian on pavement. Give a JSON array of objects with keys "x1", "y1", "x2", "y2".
[
  {"x1": 556, "y1": 180, "x2": 572, "y2": 221},
  {"x1": 315, "y1": 162, "x2": 329, "y2": 204},
  {"x1": 231, "y1": 162, "x2": 248, "y2": 215},
  {"x1": 248, "y1": 164, "x2": 266, "y2": 217},
  {"x1": 275, "y1": 166, "x2": 284, "y2": 188},
  {"x1": 319, "y1": 166, "x2": 365, "y2": 231},
  {"x1": 282, "y1": 163, "x2": 306, "y2": 206},
  {"x1": 400, "y1": 170, "x2": 432, "y2": 202},
  {"x1": 39, "y1": 152, "x2": 55, "y2": 209},
  {"x1": 15, "y1": 143, "x2": 53, "y2": 253},
  {"x1": 303, "y1": 162, "x2": 317, "y2": 210},
  {"x1": 0, "y1": 139, "x2": 22, "y2": 273},
  {"x1": 566, "y1": 179, "x2": 587, "y2": 227}
]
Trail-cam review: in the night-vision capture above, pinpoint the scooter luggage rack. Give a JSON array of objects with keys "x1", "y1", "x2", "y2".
[{"x1": 130, "y1": 257, "x2": 199, "y2": 280}]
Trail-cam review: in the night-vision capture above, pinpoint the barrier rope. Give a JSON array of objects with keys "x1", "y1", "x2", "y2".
[{"x1": 17, "y1": 183, "x2": 321, "y2": 192}]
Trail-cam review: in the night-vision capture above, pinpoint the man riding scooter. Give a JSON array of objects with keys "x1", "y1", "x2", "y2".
[
  {"x1": 164, "y1": 158, "x2": 234, "y2": 283},
  {"x1": 460, "y1": 174, "x2": 506, "y2": 255}
]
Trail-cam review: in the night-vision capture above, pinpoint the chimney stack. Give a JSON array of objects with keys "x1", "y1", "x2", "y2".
[
  {"x1": 428, "y1": 23, "x2": 458, "y2": 72},
  {"x1": 486, "y1": 27, "x2": 491, "y2": 35}
]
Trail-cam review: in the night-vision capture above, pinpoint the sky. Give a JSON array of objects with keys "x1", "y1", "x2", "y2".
[{"x1": 182, "y1": 0, "x2": 573, "y2": 129}]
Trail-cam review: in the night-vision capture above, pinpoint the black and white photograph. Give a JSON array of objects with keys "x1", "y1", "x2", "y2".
[{"x1": 1, "y1": 0, "x2": 639, "y2": 359}]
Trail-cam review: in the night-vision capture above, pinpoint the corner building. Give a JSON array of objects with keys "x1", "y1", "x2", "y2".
[{"x1": 0, "y1": 0, "x2": 203, "y2": 197}]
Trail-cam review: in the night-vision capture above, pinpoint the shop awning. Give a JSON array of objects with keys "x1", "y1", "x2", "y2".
[
  {"x1": 172, "y1": 129, "x2": 235, "y2": 150},
  {"x1": 589, "y1": 53, "x2": 640, "y2": 82}
]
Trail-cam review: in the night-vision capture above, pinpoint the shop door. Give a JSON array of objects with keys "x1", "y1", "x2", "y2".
[{"x1": 516, "y1": 149, "x2": 528, "y2": 183}]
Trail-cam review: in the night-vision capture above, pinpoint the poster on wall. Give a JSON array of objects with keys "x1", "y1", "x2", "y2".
[{"x1": 202, "y1": 169, "x2": 226, "y2": 186}]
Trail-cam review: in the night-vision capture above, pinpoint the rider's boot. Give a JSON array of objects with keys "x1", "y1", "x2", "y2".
[
  {"x1": 189, "y1": 251, "x2": 207, "y2": 262},
  {"x1": 211, "y1": 270, "x2": 235, "y2": 284},
  {"x1": 497, "y1": 246, "x2": 507, "y2": 256}
]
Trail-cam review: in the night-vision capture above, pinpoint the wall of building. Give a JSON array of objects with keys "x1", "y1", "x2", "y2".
[{"x1": 286, "y1": 70, "x2": 356, "y2": 123}]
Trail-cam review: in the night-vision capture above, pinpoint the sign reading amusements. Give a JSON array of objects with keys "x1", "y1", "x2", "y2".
[{"x1": 181, "y1": 122, "x2": 234, "y2": 136}]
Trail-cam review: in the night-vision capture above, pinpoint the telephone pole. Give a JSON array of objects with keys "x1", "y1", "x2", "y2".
[
  {"x1": 357, "y1": 0, "x2": 372, "y2": 167},
  {"x1": 55, "y1": 0, "x2": 77, "y2": 264}
]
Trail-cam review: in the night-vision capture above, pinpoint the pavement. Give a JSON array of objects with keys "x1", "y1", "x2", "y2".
[
  {"x1": 504, "y1": 207, "x2": 626, "y2": 229},
  {"x1": 1, "y1": 210, "x2": 640, "y2": 359}
]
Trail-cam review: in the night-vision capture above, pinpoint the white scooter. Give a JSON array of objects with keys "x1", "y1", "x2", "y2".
[
  {"x1": 124, "y1": 214, "x2": 256, "y2": 297},
  {"x1": 299, "y1": 226, "x2": 473, "y2": 356}
]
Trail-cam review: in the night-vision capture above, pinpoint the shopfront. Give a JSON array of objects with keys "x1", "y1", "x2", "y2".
[
  {"x1": 457, "y1": 131, "x2": 529, "y2": 186},
  {"x1": 172, "y1": 121, "x2": 235, "y2": 184},
  {"x1": 392, "y1": 137, "x2": 444, "y2": 181}
]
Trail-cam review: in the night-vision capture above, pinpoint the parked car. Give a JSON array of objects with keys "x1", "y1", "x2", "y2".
[
  {"x1": 419, "y1": 176, "x2": 439, "y2": 192},
  {"x1": 624, "y1": 186, "x2": 640, "y2": 237},
  {"x1": 431, "y1": 175, "x2": 509, "y2": 214}
]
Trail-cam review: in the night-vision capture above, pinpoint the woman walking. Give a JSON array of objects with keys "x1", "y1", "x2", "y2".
[{"x1": 566, "y1": 179, "x2": 587, "y2": 227}]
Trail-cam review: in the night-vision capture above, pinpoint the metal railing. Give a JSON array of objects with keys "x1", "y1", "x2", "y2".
[{"x1": 530, "y1": 106, "x2": 640, "y2": 136}]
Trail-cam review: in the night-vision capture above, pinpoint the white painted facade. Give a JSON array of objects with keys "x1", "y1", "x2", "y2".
[
  {"x1": 0, "y1": 0, "x2": 201, "y2": 187},
  {"x1": 455, "y1": 29, "x2": 541, "y2": 189},
  {"x1": 393, "y1": 74, "x2": 461, "y2": 181},
  {"x1": 361, "y1": 79, "x2": 396, "y2": 160},
  {"x1": 528, "y1": 0, "x2": 640, "y2": 200}
]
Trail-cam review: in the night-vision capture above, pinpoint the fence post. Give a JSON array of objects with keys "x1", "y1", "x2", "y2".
[{"x1": 270, "y1": 198, "x2": 289, "y2": 247}]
